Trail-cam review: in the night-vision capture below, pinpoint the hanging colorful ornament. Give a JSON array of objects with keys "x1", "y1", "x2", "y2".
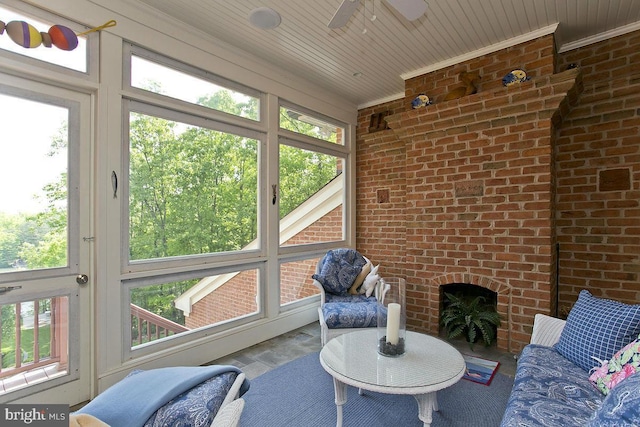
[
  {"x1": 48, "y1": 24, "x2": 78, "y2": 51},
  {"x1": 5, "y1": 20, "x2": 42, "y2": 48},
  {"x1": 0, "y1": 19, "x2": 116, "y2": 51}
]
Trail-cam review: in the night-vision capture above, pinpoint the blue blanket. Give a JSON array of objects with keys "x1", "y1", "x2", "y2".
[{"x1": 76, "y1": 365, "x2": 249, "y2": 427}]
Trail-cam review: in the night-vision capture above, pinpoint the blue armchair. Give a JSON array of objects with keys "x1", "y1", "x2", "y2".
[{"x1": 312, "y1": 248, "x2": 389, "y2": 345}]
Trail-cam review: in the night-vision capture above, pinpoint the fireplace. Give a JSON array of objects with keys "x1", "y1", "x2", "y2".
[
  {"x1": 441, "y1": 283, "x2": 498, "y2": 317},
  {"x1": 440, "y1": 283, "x2": 499, "y2": 344},
  {"x1": 369, "y1": 68, "x2": 583, "y2": 353}
]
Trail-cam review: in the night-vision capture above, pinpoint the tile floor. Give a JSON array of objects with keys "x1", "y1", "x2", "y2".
[{"x1": 207, "y1": 322, "x2": 518, "y2": 380}]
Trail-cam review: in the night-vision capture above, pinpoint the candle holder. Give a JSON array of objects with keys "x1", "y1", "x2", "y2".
[{"x1": 377, "y1": 277, "x2": 406, "y2": 357}]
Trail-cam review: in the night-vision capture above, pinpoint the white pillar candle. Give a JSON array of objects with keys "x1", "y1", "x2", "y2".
[{"x1": 386, "y1": 303, "x2": 401, "y2": 345}]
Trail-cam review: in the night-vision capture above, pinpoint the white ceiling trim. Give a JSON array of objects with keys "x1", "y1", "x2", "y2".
[
  {"x1": 358, "y1": 92, "x2": 405, "y2": 110},
  {"x1": 400, "y1": 23, "x2": 560, "y2": 81},
  {"x1": 558, "y1": 20, "x2": 640, "y2": 53}
]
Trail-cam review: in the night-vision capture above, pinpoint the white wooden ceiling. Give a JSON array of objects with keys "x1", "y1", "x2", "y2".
[{"x1": 126, "y1": 0, "x2": 640, "y2": 107}]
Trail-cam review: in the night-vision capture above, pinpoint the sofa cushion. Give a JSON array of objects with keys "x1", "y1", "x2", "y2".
[
  {"x1": 312, "y1": 249, "x2": 367, "y2": 296},
  {"x1": 322, "y1": 300, "x2": 379, "y2": 328},
  {"x1": 500, "y1": 345, "x2": 603, "y2": 427},
  {"x1": 587, "y1": 371, "x2": 640, "y2": 426},
  {"x1": 554, "y1": 290, "x2": 640, "y2": 372},
  {"x1": 589, "y1": 334, "x2": 640, "y2": 395}
]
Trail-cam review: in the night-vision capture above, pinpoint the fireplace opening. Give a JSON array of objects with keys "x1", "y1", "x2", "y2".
[{"x1": 439, "y1": 283, "x2": 499, "y2": 347}]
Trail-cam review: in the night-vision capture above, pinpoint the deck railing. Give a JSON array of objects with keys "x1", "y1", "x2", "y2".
[
  {"x1": 0, "y1": 297, "x2": 66, "y2": 380},
  {"x1": 0, "y1": 299, "x2": 190, "y2": 380},
  {"x1": 130, "y1": 303, "x2": 190, "y2": 346}
]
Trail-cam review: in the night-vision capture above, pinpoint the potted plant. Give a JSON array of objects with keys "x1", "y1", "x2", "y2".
[{"x1": 440, "y1": 292, "x2": 501, "y2": 349}]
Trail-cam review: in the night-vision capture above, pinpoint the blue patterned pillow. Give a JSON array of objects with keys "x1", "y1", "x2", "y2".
[
  {"x1": 587, "y1": 371, "x2": 640, "y2": 426},
  {"x1": 132, "y1": 370, "x2": 238, "y2": 427},
  {"x1": 555, "y1": 290, "x2": 640, "y2": 372},
  {"x1": 312, "y1": 249, "x2": 366, "y2": 296}
]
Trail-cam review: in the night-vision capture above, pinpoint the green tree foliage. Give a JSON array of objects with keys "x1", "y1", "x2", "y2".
[
  {"x1": 278, "y1": 145, "x2": 338, "y2": 220},
  {"x1": 0, "y1": 213, "x2": 41, "y2": 269},
  {"x1": 0, "y1": 125, "x2": 67, "y2": 271},
  {"x1": 128, "y1": 92, "x2": 259, "y2": 260}
]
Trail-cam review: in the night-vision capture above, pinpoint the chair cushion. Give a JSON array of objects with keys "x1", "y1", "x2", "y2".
[
  {"x1": 312, "y1": 249, "x2": 367, "y2": 296},
  {"x1": 325, "y1": 293, "x2": 376, "y2": 304},
  {"x1": 322, "y1": 301, "x2": 379, "y2": 328},
  {"x1": 554, "y1": 290, "x2": 640, "y2": 372},
  {"x1": 587, "y1": 371, "x2": 640, "y2": 426}
]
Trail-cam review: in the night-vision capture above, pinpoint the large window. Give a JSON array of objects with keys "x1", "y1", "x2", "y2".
[
  {"x1": 277, "y1": 103, "x2": 348, "y2": 306},
  {"x1": 122, "y1": 44, "x2": 351, "y2": 354},
  {"x1": 127, "y1": 110, "x2": 259, "y2": 261},
  {"x1": 279, "y1": 146, "x2": 345, "y2": 246},
  {"x1": 123, "y1": 46, "x2": 267, "y2": 351},
  {"x1": 278, "y1": 104, "x2": 347, "y2": 248}
]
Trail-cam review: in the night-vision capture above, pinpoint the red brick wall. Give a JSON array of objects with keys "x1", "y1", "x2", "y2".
[
  {"x1": 357, "y1": 99, "x2": 407, "y2": 279},
  {"x1": 186, "y1": 269, "x2": 258, "y2": 328},
  {"x1": 356, "y1": 34, "x2": 584, "y2": 353},
  {"x1": 555, "y1": 31, "x2": 640, "y2": 315},
  {"x1": 404, "y1": 35, "x2": 556, "y2": 109}
]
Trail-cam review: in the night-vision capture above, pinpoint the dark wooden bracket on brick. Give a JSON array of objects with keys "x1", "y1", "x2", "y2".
[{"x1": 368, "y1": 111, "x2": 390, "y2": 132}]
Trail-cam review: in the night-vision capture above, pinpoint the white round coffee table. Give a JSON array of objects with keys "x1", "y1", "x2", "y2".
[{"x1": 319, "y1": 329, "x2": 465, "y2": 427}]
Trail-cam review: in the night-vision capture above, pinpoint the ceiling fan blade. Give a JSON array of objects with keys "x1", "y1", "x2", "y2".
[
  {"x1": 385, "y1": 0, "x2": 427, "y2": 21},
  {"x1": 328, "y1": 0, "x2": 361, "y2": 28}
]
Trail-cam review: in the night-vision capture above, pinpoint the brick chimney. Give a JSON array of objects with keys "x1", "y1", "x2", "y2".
[{"x1": 364, "y1": 68, "x2": 582, "y2": 352}]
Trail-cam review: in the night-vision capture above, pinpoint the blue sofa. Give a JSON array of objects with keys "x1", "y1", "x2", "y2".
[{"x1": 501, "y1": 291, "x2": 640, "y2": 427}]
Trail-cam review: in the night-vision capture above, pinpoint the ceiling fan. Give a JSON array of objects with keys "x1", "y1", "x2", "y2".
[{"x1": 328, "y1": 0, "x2": 428, "y2": 29}]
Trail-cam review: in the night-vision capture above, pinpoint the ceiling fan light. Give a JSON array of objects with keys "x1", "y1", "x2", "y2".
[{"x1": 249, "y1": 7, "x2": 282, "y2": 30}]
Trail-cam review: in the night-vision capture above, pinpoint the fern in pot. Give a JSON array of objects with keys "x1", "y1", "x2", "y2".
[{"x1": 440, "y1": 292, "x2": 501, "y2": 349}]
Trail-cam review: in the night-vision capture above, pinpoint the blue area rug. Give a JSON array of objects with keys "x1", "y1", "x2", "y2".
[{"x1": 240, "y1": 351, "x2": 514, "y2": 427}]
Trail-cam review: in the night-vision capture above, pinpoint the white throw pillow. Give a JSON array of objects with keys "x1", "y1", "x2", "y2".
[{"x1": 360, "y1": 264, "x2": 380, "y2": 298}]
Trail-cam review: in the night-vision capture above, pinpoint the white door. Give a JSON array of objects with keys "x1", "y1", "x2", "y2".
[{"x1": 0, "y1": 74, "x2": 92, "y2": 405}]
